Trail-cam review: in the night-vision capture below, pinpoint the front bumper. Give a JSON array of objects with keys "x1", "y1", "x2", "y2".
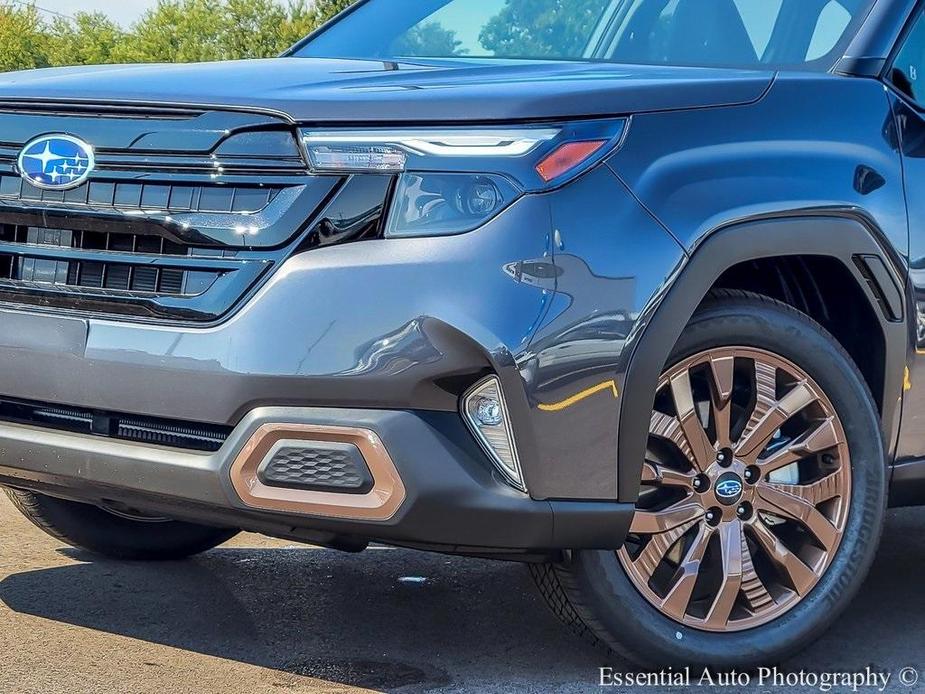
[
  {"x1": 0, "y1": 164, "x2": 684, "y2": 550},
  {"x1": 0, "y1": 166, "x2": 684, "y2": 506},
  {"x1": 0, "y1": 406, "x2": 633, "y2": 551}
]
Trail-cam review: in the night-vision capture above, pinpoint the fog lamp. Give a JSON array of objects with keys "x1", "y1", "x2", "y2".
[
  {"x1": 463, "y1": 377, "x2": 525, "y2": 492},
  {"x1": 475, "y1": 396, "x2": 503, "y2": 426}
]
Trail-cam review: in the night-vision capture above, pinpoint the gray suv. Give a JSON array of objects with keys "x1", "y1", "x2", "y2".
[{"x1": 0, "y1": 0, "x2": 923, "y2": 668}]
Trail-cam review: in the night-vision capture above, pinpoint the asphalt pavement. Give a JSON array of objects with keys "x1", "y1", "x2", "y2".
[{"x1": 1, "y1": 496, "x2": 924, "y2": 694}]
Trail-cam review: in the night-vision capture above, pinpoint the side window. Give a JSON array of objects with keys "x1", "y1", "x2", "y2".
[{"x1": 892, "y1": 10, "x2": 925, "y2": 104}]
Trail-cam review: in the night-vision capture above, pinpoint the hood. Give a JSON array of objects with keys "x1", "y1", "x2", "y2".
[{"x1": 0, "y1": 57, "x2": 773, "y2": 123}]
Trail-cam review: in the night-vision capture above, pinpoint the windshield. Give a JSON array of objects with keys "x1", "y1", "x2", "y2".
[{"x1": 293, "y1": 0, "x2": 874, "y2": 70}]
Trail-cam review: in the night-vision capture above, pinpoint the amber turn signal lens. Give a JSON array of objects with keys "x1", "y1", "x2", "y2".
[{"x1": 535, "y1": 140, "x2": 608, "y2": 182}]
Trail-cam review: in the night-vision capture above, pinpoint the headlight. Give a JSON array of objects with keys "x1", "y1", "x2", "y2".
[
  {"x1": 386, "y1": 172, "x2": 519, "y2": 237},
  {"x1": 300, "y1": 119, "x2": 626, "y2": 237}
]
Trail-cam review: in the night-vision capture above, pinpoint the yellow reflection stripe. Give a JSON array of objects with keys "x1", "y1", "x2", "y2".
[{"x1": 537, "y1": 380, "x2": 619, "y2": 412}]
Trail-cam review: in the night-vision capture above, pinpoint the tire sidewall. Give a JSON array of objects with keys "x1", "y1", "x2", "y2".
[
  {"x1": 572, "y1": 297, "x2": 886, "y2": 668},
  {"x1": 8, "y1": 489, "x2": 237, "y2": 561}
]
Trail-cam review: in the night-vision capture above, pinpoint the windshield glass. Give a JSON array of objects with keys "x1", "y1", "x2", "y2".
[{"x1": 293, "y1": 0, "x2": 874, "y2": 70}]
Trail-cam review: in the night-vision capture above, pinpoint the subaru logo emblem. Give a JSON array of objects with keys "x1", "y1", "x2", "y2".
[
  {"x1": 716, "y1": 479, "x2": 743, "y2": 500},
  {"x1": 17, "y1": 134, "x2": 95, "y2": 190}
]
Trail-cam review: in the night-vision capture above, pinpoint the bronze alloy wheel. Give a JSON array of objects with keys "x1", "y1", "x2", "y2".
[{"x1": 617, "y1": 346, "x2": 851, "y2": 632}]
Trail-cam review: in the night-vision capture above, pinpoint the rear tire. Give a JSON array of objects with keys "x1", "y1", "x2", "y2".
[
  {"x1": 5, "y1": 488, "x2": 238, "y2": 560},
  {"x1": 531, "y1": 290, "x2": 886, "y2": 668}
]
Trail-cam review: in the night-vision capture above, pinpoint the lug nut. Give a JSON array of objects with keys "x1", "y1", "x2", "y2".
[
  {"x1": 692, "y1": 475, "x2": 708, "y2": 492},
  {"x1": 705, "y1": 508, "x2": 722, "y2": 526},
  {"x1": 736, "y1": 502, "x2": 753, "y2": 521},
  {"x1": 744, "y1": 467, "x2": 759, "y2": 484}
]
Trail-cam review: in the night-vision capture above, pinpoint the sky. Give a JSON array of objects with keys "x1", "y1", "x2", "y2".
[{"x1": 44, "y1": 0, "x2": 159, "y2": 26}]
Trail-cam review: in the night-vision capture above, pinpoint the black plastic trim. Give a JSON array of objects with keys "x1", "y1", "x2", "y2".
[
  {"x1": 0, "y1": 396, "x2": 231, "y2": 452},
  {"x1": 0, "y1": 407, "x2": 635, "y2": 551},
  {"x1": 890, "y1": 457, "x2": 925, "y2": 507},
  {"x1": 256, "y1": 441, "x2": 375, "y2": 495},
  {"x1": 855, "y1": 253, "x2": 905, "y2": 321},
  {"x1": 840, "y1": 0, "x2": 918, "y2": 74}
]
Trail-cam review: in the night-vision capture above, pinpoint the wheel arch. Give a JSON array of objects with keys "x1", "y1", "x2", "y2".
[{"x1": 616, "y1": 212, "x2": 909, "y2": 503}]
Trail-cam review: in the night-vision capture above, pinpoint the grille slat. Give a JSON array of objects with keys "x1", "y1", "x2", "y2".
[
  {"x1": 0, "y1": 223, "x2": 208, "y2": 296},
  {"x1": 131, "y1": 266, "x2": 159, "y2": 292},
  {"x1": 0, "y1": 108, "x2": 314, "y2": 322},
  {"x1": 0, "y1": 174, "x2": 279, "y2": 214},
  {"x1": 0, "y1": 397, "x2": 230, "y2": 452}
]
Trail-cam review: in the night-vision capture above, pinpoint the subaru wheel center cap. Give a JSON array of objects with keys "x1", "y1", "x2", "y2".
[
  {"x1": 714, "y1": 472, "x2": 744, "y2": 506},
  {"x1": 17, "y1": 134, "x2": 95, "y2": 191}
]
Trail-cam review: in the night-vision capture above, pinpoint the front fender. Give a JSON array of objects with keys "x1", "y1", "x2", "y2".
[{"x1": 614, "y1": 214, "x2": 908, "y2": 503}]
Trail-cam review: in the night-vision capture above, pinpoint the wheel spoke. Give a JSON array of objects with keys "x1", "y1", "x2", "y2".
[
  {"x1": 737, "y1": 358, "x2": 777, "y2": 451},
  {"x1": 649, "y1": 411, "x2": 704, "y2": 472},
  {"x1": 763, "y1": 468, "x2": 845, "y2": 506},
  {"x1": 756, "y1": 482, "x2": 839, "y2": 551},
  {"x1": 669, "y1": 370, "x2": 715, "y2": 472},
  {"x1": 708, "y1": 355, "x2": 735, "y2": 448},
  {"x1": 660, "y1": 523, "x2": 711, "y2": 620},
  {"x1": 740, "y1": 527, "x2": 775, "y2": 613},
  {"x1": 750, "y1": 517, "x2": 817, "y2": 595},
  {"x1": 633, "y1": 517, "x2": 700, "y2": 580},
  {"x1": 758, "y1": 418, "x2": 840, "y2": 475},
  {"x1": 737, "y1": 366, "x2": 818, "y2": 460},
  {"x1": 641, "y1": 461, "x2": 695, "y2": 488},
  {"x1": 629, "y1": 502, "x2": 703, "y2": 535},
  {"x1": 703, "y1": 520, "x2": 744, "y2": 628}
]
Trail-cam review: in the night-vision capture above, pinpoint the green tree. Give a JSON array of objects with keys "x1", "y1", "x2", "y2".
[
  {"x1": 0, "y1": 2, "x2": 47, "y2": 71},
  {"x1": 310, "y1": 0, "x2": 355, "y2": 26},
  {"x1": 121, "y1": 0, "x2": 227, "y2": 63},
  {"x1": 223, "y1": 0, "x2": 291, "y2": 58},
  {"x1": 281, "y1": 0, "x2": 356, "y2": 53},
  {"x1": 2, "y1": 0, "x2": 362, "y2": 70},
  {"x1": 280, "y1": 0, "x2": 317, "y2": 48},
  {"x1": 46, "y1": 12, "x2": 125, "y2": 66},
  {"x1": 122, "y1": 0, "x2": 356, "y2": 63},
  {"x1": 480, "y1": 0, "x2": 609, "y2": 57}
]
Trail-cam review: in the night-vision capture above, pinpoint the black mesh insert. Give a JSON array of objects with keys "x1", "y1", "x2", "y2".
[{"x1": 258, "y1": 443, "x2": 374, "y2": 494}]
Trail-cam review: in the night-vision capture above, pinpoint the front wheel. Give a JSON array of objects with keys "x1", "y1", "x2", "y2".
[
  {"x1": 5, "y1": 488, "x2": 238, "y2": 561},
  {"x1": 531, "y1": 290, "x2": 886, "y2": 668}
]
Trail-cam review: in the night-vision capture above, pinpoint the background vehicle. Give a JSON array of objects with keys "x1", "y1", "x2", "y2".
[{"x1": 0, "y1": 0, "x2": 922, "y2": 668}]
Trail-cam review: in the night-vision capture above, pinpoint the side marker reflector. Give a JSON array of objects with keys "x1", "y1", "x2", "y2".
[{"x1": 535, "y1": 140, "x2": 608, "y2": 182}]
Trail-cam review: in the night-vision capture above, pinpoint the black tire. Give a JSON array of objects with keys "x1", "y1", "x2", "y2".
[
  {"x1": 5, "y1": 488, "x2": 238, "y2": 560},
  {"x1": 531, "y1": 290, "x2": 887, "y2": 668}
]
